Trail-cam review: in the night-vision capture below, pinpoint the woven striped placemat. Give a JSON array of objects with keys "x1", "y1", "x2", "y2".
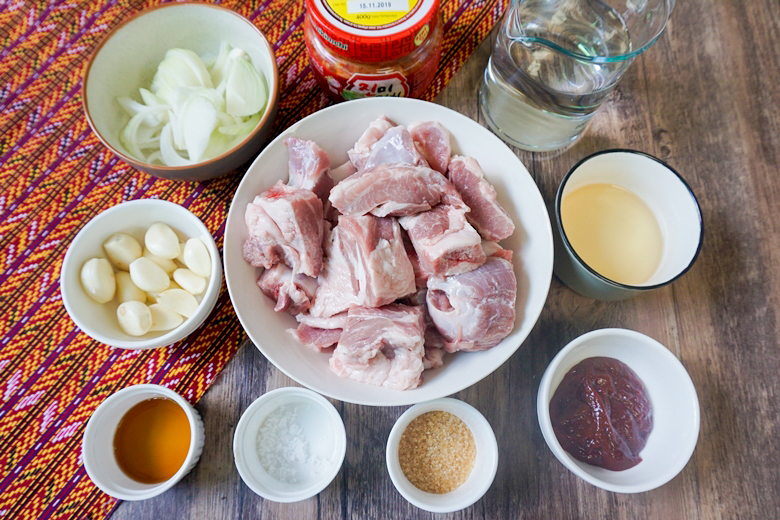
[{"x1": 0, "y1": 0, "x2": 506, "y2": 517}]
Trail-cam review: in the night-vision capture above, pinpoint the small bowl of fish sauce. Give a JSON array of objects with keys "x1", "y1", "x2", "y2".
[
  {"x1": 386, "y1": 398, "x2": 498, "y2": 513},
  {"x1": 537, "y1": 328, "x2": 700, "y2": 493},
  {"x1": 82, "y1": 384, "x2": 205, "y2": 500}
]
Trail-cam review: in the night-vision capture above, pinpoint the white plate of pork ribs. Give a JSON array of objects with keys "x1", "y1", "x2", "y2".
[{"x1": 224, "y1": 97, "x2": 553, "y2": 406}]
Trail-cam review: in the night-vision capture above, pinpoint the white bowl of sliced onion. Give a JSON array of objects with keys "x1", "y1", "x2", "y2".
[
  {"x1": 83, "y1": 3, "x2": 279, "y2": 181},
  {"x1": 61, "y1": 199, "x2": 222, "y2": 349}
]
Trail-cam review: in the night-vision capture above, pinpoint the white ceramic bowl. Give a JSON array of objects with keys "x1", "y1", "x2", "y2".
[
  {"x1": 224, "y1": 97, "x2": 554, "y2": 406},
  {"x1": 82, "y1": 384, "x2": 205, "y2": 501},
  {"x1": 233, "y1": 387, "x2": 346, "y2": 502},
  {"x1": 61, "y1": 199, "x2": 222, "y2": 349},
  {"x1": 386, "y1": 398, "x2": 498, "y2": 513},
  {"x1": 537, "y1": 328, "x2": 700, "y2": 493},
  {"x1": 83, "y1": 3, "x2": 279, "y2": 181}
]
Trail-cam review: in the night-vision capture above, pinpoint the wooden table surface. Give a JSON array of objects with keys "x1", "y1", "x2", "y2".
[{"x1": 114, "y1": 1, "x2": 780, "y2": 518}]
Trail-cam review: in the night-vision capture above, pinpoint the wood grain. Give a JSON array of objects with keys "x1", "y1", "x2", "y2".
[{"x1": 114, "y1": 1, "x2": 780, "y2": 518}]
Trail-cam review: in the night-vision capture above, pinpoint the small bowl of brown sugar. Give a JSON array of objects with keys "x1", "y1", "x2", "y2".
[{"x1": 386, "y1": 398, "x2": 498, "y2": 513}]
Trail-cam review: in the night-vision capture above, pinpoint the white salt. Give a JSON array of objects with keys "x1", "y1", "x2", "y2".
[{"x1": 256, "y1": 404, "x2": 327, "y2": 484}]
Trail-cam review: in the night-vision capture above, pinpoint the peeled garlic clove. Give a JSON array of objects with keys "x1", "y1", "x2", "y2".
[
  {"x1": 116, "y1": 271, "x2": 146, "y2": 303},
  {"x1": 173, "y1": 268, "x2": 207, "y2": 295},
  {"x1": 145, "y1": 223, "x2": 181, "y2": 260},
  {"x1": 129, "y1": 257, "x2": 170, "y2": 293},
  {"x1": 80, "y1": 258, "x2": 116, "y2": 303},
  {"x1": 117, "y1": 301, "x2": 152, "y2": 336},
  {"x1": 143, "y1": 248, "x2": 177, "y2": 274},
  {"x1": 102, "y1": 233, "x2": 142, "y2": 270},
  {"x1": 156, "y1": 288, "x2": 199, "y2": 318},
  {"x1": 175, "y1": 242, "x2": 187, "y2": 264},
  {"x1": 147, "y1": 280, "x2": 181, "y2": 303},
  {"x1": 149, "y1": 303, "x2": 184, "y2": 331},
  {"x1": 183, "y1": 238, "x2": 211, "y2": 277}
]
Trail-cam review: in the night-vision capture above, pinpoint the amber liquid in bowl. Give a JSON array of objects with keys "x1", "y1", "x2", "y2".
[
  {"x1": 561, "y1": 183, "x2": 663, "y2": 285},
  {"x1": 113, "y1": 397, "x2": 191, "y2": 484}
]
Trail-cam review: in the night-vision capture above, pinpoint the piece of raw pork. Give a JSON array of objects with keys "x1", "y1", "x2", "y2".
[
  {"x1": 408, "y1": 121, "x2": 451, "y2": 175},
  {"x1": 426, "y1": 257, "x2": 517, "y2": 352},
  {"x1": 256, "y1": 263, "x2": 318, "y2": 314},
  {"x1": 329, "y1": 163, "x2": 453, "y2": 217},
  {"x1": 447, "y1": 156, "x2": 515, "y2": 241},
  {"x1": 329, "y1": 304, "x2": 426, "y2": 390},
  {"x1": 286, "y1": 137, "x2": 334, "y2": 201},
  {"x1": 310, "y1": 215, "x2": 416, "y2": 317},
  {"x1": 242, "y1": 181, "x2": 324, "y2": 277}
]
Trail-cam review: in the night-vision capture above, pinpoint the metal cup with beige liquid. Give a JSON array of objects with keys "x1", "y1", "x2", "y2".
[{"x1": 553, "y1": 150, "x2": 702, "y2": 300}]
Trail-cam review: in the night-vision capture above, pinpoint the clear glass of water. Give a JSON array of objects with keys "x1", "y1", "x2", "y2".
[{"x1": 480, "y1": 0, "x2": 675, "y2": 151}]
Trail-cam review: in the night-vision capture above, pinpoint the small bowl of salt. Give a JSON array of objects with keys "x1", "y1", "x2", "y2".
[{"x1": 233, "y1": 387, "x2": 346, "y2": 502}]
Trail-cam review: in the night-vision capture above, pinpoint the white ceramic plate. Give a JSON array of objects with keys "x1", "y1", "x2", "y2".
[{"x1": 224, "y1": 97, "x2": 553, "y2": 406}]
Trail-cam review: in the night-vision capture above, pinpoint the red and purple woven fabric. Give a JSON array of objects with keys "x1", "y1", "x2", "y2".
[{"x1": 0, "y1": 0, "x2": 506, "y2": 517}]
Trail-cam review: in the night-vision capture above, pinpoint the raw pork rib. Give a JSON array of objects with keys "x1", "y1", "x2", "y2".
[
  {"x1": 329, "y1": 304, "x2": 425, "y2": 390},
  {"x1": 242, "y1": 181, "x2": 324, "y2": 277},
  {"x1": 408, "y1": 121, "x2": 451, "y2": 175},
  {"x1": 481, "y1": 240, "x2": 513, "y2": 262},
  {"x1": 348, "y1": 115, "x2": 395, "y2": 170},
  {"x1": 296, "y1": 312, "x2": 349, "y2": 329},
  {"x1": 292, "y1": 312, "x2": 348, "y2": 351},
  {"x1": 427, "y1": 257, "x2": 517, "y2": 352},
  {"x1": 330, "y1": 160, "x2": 357, "y2": 184},
  {"x1": 360, "y1": 126, "x2": 429, "y2": 172},
  {"x1": 329, "y1": 163, "x2": 452, "y2": 217},
  {"x1": 290, "y1": 324, "x2": 342, "y2": 352},
  {"x1": 290, "y1": 313, "x2": 349, "y2": 354},
  {"x1": 256, "y1": 263, "x2": 318, "y2": 314},
  {"x1": 401, "y1": 229, "x2": 429, "y2": 288},
  {"x1": 448, "y1": 156, "x2": 515, "y2": 241},
  {"x1": 310, "y1": 215, "x2": 416, "y2": 317},
  {"x1": 286, "y1": 137, "x2": 334, "y2": 201},
  {"x1": 399, "y1": 192, "x2": 486, "y2": 277},
  {"x1": 400, "y1": 288, "x2": 447, "y2": 370}
]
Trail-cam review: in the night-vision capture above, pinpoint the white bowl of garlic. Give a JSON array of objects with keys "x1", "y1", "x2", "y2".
[{"x1": 61, "y1": 199, "x2": 222, "y2": 349}]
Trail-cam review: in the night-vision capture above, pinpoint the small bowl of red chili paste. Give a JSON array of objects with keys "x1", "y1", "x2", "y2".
[{"x1": 537, "y1": 328, "x2": 700, "y2": 493}]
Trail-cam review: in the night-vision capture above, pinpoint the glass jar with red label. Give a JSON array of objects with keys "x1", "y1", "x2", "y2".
[{"x1": 304, "y1": 0, "x2": 442, "y2": 101}]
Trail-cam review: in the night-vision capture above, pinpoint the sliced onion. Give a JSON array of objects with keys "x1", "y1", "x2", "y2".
[
  {"x1": 224, "y1": 49, "x2": 268, "y2": 117},
  {"x1": 207, "y1": 41, "x2": 232, "y2": 85},
  {"x1": 151, "y1": 48, "x2": 213, "y2": 100},
  {"x1": 120, "y1": 107, "x2": 168, "y2": 161},
  {"x1": 118, "y1": 42, "x2": 267, "y2": 167},
  {"x1": 218, "y1": 113, "x2": 260, "y2": 136},
  {"x1": 160, "y1": 123, "x2": 192, "y2": 166},
  {"x1": 181, "y1": 95, "x2": 218, "y2": 163},
  {"x1": 139, "y1": 88, "x2": 166, "y2": 107}
]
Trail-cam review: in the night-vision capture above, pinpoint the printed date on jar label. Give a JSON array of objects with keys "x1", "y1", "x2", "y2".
[{"x1": 347, "y1": 0, "x2": 409, "y2": 14}]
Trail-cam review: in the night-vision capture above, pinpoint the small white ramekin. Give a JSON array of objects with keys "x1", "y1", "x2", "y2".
[
  {"x1": 233, "y1": 387, "x2": 346, "y2": 502},
  {"x1": 61, "y1": 199, "x2": 222, "y2": 349},
  {"x1": 386, "y1": 398, "x2": 498, "y2": 513},
  {"x1": 537, "y1": 328, "x2": 700, "y2": 493},
  {"x1": 82, "y1": 384, "x2": 205, "y2": 500}
]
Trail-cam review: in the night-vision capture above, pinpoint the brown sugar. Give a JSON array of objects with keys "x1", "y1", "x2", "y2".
[{"x1": 398, "y1": 410, "x2": 476, "y2": 493}]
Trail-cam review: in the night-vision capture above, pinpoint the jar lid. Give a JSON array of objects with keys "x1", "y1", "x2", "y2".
[{"x1": 305, "y1": 0, "x2": 440, "y2": 63}]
